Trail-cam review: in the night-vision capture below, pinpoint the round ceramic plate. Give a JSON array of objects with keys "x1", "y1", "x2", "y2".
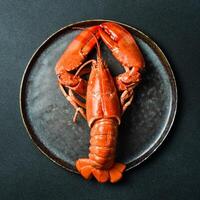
[{"x1": 20, "y1": 20, "x2": 177, "y2": 173}]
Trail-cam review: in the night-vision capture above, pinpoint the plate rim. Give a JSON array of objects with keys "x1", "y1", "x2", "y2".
[{"x1": 19, "y1": 19, "x2": 178, "y2": 173}]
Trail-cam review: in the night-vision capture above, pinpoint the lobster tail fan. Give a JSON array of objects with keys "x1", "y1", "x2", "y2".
[
  {"x1": 76, "y1": 159, "x2": 126, "y2": 183},
  {"x1": 76, "y1": 159, "x2": 93, "y2": 179},
  {"x1": 109, "y1": 163, "x2": 126, "y2": 183}
]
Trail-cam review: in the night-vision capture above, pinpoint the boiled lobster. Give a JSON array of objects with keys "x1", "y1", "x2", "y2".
[{"x1": 55, "y1": 22, "x2": 145, "y2": 183}]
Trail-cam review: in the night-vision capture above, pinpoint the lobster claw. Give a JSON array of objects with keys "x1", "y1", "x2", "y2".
[
  {"x1": 56, "y1": 25, "x2": 100, "y2": 72},
  {"x1": 99, "y1": 22, "x2": 145, "y2": 69},
  {"x1": 55, "y1": 26, "x2": 100, "y2": 98}
]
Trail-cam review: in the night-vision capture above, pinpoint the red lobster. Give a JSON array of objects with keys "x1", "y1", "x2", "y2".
[{"x1": 55, "y1": 22, "x2": 145, "y2": 183}]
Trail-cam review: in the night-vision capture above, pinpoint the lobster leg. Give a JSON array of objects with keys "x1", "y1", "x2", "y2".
[
  {"x1": 115, "y1": 67, "x2": 141, "y2": 114},
  {"x1": 58, "y1": 83, "x2": 86, "y2": 122},
  {"x1": 57, "y1": 54, "x2": 96, "y2": 121},
  {"x1": 120, "y1": 87, "x2": 134, "y2": 114},
  {"x1": 57, "y1": 59, "x2": 96, "y2": 122}
]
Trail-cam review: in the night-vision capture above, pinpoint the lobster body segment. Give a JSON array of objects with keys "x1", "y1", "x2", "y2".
[{"x1": 86, "y1": 61, "x2": 121, "y2": 127}]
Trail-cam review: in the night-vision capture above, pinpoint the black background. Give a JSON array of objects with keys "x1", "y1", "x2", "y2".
[{"x1": 0, "y1": 1, "x2": 200, "y2": 200}]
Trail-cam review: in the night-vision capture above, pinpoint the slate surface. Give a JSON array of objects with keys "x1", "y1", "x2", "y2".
[{"x1": 0, "y1": 1, "x2": 200, "y2": 200}]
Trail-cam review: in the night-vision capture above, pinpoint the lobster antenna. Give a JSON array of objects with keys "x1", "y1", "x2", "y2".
[
  {"x1": 73, "y1": 27, "x2": 101, "y2": 60},
  {"x1": 74, "y1": 59, "x2": 95, "y2": 77}
]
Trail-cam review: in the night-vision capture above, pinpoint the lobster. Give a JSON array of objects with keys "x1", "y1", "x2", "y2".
[{"x1": 55, "y1": 22, "x2": 145, "y2": 183}]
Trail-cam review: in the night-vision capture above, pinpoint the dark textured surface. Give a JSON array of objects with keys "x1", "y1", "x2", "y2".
[
  {"x1": 20, "y1": 20, "x2": 176, "y2": 172},
  {"x1": 1, "y1": 1, "x2": 200, "y2": 200}
]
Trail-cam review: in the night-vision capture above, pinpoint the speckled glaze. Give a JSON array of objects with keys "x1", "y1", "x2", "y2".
[{"x1": 20, "y1": 20, "x2": 177, "y2": 173}]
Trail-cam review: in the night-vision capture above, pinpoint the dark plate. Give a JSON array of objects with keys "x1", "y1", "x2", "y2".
[{"x1": 20, "y1": 20, "x2": 177, "y2": 173}]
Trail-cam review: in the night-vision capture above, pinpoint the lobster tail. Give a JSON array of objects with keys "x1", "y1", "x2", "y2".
[
  {"x1": 76, "y1": 119, "x2": 126, "y2": 183},
  {"x1": 89, "y1": 118, "x2": 118, "y2": 169}
]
